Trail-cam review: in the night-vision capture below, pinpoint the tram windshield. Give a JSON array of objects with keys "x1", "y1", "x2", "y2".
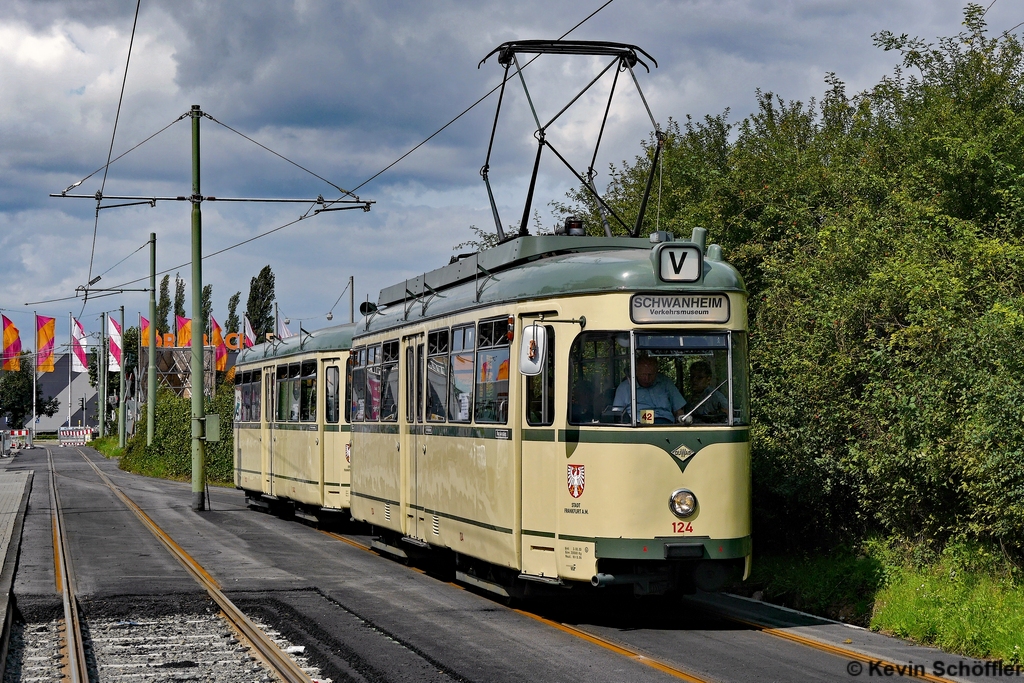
[{"x1": 568, "y1": 331, "x2": 749, "y2": 427}]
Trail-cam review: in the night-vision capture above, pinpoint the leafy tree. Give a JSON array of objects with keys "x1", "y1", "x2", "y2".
[
  {"x1": 0, "y1": 354, "x2": 59, "y2": 427},
  {"x1": 156, "y1": 274, "x2": 171, "y2": 333},
  {"x1": 226, "y1": 291, "x2": 241, "y2": 335},
  {"x1": 201, "y1": 284, "x2": 213, "y2": 326},
  {"x1": 555, "y1": 4, "x2": 1024, "y2": 555},
  {"x1": 122, "y1": 325, "x2": 139, "y2": 383},
  {"x1": 245, "y1": 265, "x2": 276, "y2": 340},
  {"x1": 174, "y1": 273, "x2": 186, "y2": 321}
]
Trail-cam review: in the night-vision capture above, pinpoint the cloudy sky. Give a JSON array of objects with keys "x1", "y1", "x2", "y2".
[{"x1": 0, "y1": 0, "x2": 1018, "y2": 345}]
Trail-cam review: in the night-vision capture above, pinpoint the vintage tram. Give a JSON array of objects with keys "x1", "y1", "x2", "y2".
[{"x1": 235, "y1": 227, "x2": 751, "y2": 596}]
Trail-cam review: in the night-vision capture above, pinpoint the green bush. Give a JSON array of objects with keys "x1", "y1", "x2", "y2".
[
  {"x1": 120, "y1": 379, "x2": 235, "y2": 484},
  {"x1": 558, "y1": 5, "x2": 1024, "y2": 556}
]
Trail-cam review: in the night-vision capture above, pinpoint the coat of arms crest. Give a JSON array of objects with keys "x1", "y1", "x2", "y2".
[{"x1": 567, "y1": 464, "x2": 585, "y2": 498}]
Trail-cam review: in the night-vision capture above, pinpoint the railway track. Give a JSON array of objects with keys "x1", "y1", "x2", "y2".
[
  {"x1": 35, "y1": 447, "x2": 323, "y2": 683},
  {"x1": 316, "y1": 529, "x2": 957, "y2": 683},
  {"x1": 12, "y1": 445, "x2": 964, "y2": 683}
]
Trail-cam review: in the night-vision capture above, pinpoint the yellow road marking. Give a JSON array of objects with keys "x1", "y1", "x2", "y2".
[
  {"x1": 516, "y1": 610, "x2": 710, "y2": 683},
  {"x1": 318, "y1": 530, "x2": 708, "y2": 681},
  {"x1": 731, "y1": 616, "x2": 957, "y2": 683}
]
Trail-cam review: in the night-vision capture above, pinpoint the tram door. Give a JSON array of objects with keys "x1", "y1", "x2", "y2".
[
  {"x1": 401, "y1": 337, "x2": 425, "y2": 540},
  {"x1": 264, "y1": 365, "x2": 276, "y2": 497}
]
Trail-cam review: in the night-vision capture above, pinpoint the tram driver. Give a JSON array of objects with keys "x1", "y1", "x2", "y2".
[{"x1": 611, "y1": 356, "x2": 687, "y2": 425}]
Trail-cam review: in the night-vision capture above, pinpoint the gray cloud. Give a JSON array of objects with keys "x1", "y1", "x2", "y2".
[{"x1": 1, "y1": 0, "x2": 1017, "y2": 342}]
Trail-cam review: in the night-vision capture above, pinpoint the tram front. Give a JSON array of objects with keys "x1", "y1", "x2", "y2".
[{"x1": 521, "y1": 232, "x2": 752, "y2": 596}]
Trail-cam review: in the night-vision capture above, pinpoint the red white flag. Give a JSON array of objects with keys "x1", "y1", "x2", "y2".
[
  {"x1": 243, "y1": 315, "x2": 256, "y2": 348},
  {"x1": 71, "y1": 318, "x2": 88, "y2": 373},
  {"x1": 108, "y1": 316, "x2": 122, "y2": 371}
]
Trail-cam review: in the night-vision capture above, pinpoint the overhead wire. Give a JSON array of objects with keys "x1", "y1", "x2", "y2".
[
  {"x1": 82, "y1": 0, "x2": 143, "y2": 318},
  {"x1": 202, "y1": 114, "x2": 359, "y2": 199},
  {"x1": 50, "y1": 0, "x2": 617, "y2": 302}
]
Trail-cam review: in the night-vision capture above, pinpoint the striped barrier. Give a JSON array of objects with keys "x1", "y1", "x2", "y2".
[
  {"x1": 58, "y1": 427, "x2": 91, "y2": 447},
  {"x1": 8, "y1": 429, "x2": 32, "y2": 450}
]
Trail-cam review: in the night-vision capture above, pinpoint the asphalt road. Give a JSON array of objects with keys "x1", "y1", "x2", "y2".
[{"x1": 7, "y1": 445, "x2": 1008, "y2": 683}]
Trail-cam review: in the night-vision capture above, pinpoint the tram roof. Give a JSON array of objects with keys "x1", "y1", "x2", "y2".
[
  {"x1": 236, "y1": 322, "x2": 357, "y2": 365},
  {"x1": 360, "y1": 232, "x2": 745, "y2": 337}
]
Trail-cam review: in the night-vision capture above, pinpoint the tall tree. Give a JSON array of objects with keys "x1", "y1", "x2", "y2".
[
  {"x1": 122, "y1": 325, "x2": 139, "y2": 385},
  {"x1": 226, "y1": 291, "x2": 241, "y2": 335},
  {"x1": 245, "y1": 265, "x2": 275, "y2": 340},
  {"x1": 201, "y1": 284, "x2": 213, "y2": 326},
  {"x1": 174, "y1": 273, "x2": 186, "y2": 320},
  {"x1": 156, "y1": 274, "x2": 171, "y2": 333},
  {"x1": 0, "y1": 354, "x2": 59, "y2": 427}
]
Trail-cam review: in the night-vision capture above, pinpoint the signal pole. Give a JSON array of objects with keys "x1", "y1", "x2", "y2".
[{"x1": 99, "y1": 312, "x2": 106, "y2": 437}]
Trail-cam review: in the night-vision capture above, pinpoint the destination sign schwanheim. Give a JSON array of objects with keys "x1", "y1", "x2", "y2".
[{"x1": 630, "y1": 293, "x2": 730, "y2": 323}]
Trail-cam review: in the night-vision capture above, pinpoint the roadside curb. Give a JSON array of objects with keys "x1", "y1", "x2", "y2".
[{"x1": 0, "y1": 470, "x2": 33, "y2": 681}]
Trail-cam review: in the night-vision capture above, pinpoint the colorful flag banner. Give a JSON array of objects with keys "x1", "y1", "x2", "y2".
[
  {"x1": 108, "y1": 316, "x2": 122, "y2": 371},
  {"x1": 243, "y1": 315, "x2": 256, "y2": 348},
  {"x1": 72, "y1": 318, "x2": 88, "y2": 373},
  {"x1": 211, "y1": 316, "x2": 228, "y2": 372},
  {"x1": 141, "y1": 316, "x2": 150, "y2": 346},
  {"x1": 277, "y1": 313, "x2": 294, "y2": 339},
  {"x1": 177, "y1": 316, "x2": 192, "y2": 347},
  {"x1": 36, "y1": 315, "x2": 55, "y2": 372},
  {"x1": 2, "y1": 316, "x2": 21, "y2": 371}
]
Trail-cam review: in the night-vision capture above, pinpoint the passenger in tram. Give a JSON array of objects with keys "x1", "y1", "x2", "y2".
[
  {"x1": 687, "y1": 360, "x2": 728, "y2": 423},
  {"x1": 612, "y1": 356, "x2": 687, "y2": 424}
]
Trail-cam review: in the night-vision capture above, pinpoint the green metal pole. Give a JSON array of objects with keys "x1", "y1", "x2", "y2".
[
  {"x1": 118, "y1": 305, "x2": 126, "y2": 449},
  {"x1": 148, "y1": 233, "x2": 156, "y2": 445},
  {"x1": 190, "y1": 105, "x2": 207, "y2": 511},
  {"x1": 99, "y1": 312, "x2": 106, "y2": 438}
]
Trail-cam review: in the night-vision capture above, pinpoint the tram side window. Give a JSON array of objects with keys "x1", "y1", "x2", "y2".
[
  {"x1": 380, "y1": 341, "x2": 399, "y2": 422},
  {"x1": 426, "y1": 329, "x2": 449, "y2": 422},
  {"x1": 237, "y1": 371, "x2": 247, "y2": 422},
  {"x1": 526, "y1": 326, "x2": 555, "y2": 426},
  {"x1": 251, "y1": 370, "x2": 261, "y2": 422},
  {"x1": 475, "y1": 317, "x2": 510, "y2": 424},
  {"x1": 288, "y1": 363, "x2": 301, "y2": 421},
  {"x1": 300, "y1": 360, "x2": 317, "y2": 422},
  {"x1": 405, "y1": 347, "x2": 415, "y2": 423},
  {"x1": 348, "y1": 348, "x2": 366, "y2": 422},
  {"x1": 569, "y1": 332, "x2": 630, "y2": 425},
  {"x1": 732, "y1": 332, "x2": 750, "y2": 426},
  {"x1": 448, "y1": 325, "x2": 474, "y2": 422},
  {"x1": 276, "y1": 365, "x2": 289, "y2": 422},
  {"x1": 366, "y1": 345, "x2": 381, "y2": 421},
  {"x1": 326, "y1": 366, "x2": 340, "y2": 424}
]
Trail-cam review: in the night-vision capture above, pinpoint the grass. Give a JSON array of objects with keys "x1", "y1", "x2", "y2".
[
  {"x1": 871, "y1": 544, "x2": 1024, "y2": 662},
  {"x1": 734, "y1": 541, "x2": 1024, "y2": 662},
  {"x1": 90, "y1": 435, "x2": 124, "y2": 459}
]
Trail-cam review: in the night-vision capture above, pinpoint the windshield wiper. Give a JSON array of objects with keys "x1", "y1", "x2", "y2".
[{"x1": 679, "y1": 379, "x2": 728, "y2": 426}]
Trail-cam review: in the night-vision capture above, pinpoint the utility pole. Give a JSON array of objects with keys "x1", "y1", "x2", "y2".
[
  {"x1": 190, "y1": 105, "x2": 207, "y2": 512},
  {"x1": 49, "y1": 105, "x2": 373, "y2": 510},
  {"x1": 119, "y1": 305, "x2": 126, "y2": 449},
  {"x1": 148, "y1": 233, "x2": 156, "y2": 445},
  {"x1": 350, "y1": 275, "x2": 354, "y2": 324},
  {"x1": 99, "y1": 312, "x2": 106, "y2": 437}
]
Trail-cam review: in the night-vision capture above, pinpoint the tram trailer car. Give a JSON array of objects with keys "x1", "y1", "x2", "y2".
[
  {"x1": 234, "y1": 324, "x2": 357, "y2": 522},
  {"x1": 348, "y1": 227, "x2": 751, "y2": 597}
]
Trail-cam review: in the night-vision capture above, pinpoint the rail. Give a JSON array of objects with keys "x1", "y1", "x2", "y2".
[{"x1": 47, "y1": 450, "x2": 89, "y2": 682}]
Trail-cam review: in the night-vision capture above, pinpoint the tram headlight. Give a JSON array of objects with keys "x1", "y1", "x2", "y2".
[{"x1": 669, "y1": 488, "x2": 697, "y2": 518}]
